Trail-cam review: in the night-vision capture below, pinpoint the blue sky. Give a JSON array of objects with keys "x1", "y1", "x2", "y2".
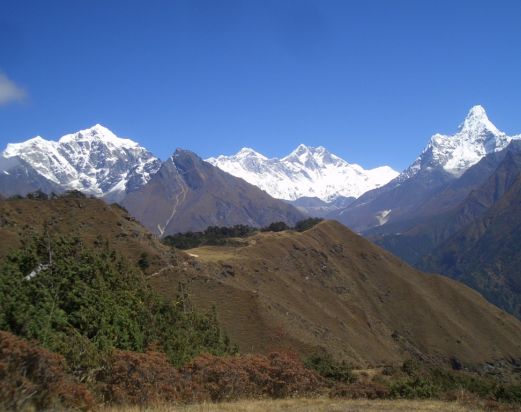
[{"x1": 1, "y1": 0, "x2": 520, "y2": 171}]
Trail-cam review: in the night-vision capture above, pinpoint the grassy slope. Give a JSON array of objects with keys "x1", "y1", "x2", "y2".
[
  {"x1": 150, "y1": 220, "x2": 521, "y2": 367},
  {"x1": 0, "y1": 196, "x2": 185, "y2": 276}
]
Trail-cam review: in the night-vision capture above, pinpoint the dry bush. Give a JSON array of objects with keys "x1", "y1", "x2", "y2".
[
  {"x1": 329, "y1": 382, "x2": 390, "y2": 399},
  {"x1": 181, "y1": 351, "x2": 324, "y2": 402},
  {"x1": 98, "y1": 350, "x2": 185, "y2": 405},
  {"x1": 0, "y1": 331, "x2": 94, "y2": 411},
  {"x1": 98, "y1": 350, "x2": 323, "y2": 405}
]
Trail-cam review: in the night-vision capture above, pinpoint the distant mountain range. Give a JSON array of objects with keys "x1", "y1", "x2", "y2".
[
  {"x1": 0, "y1": 124, "x2": 398, "y2": 230},
  {"x1": 0, "y1": 126, "x2": 305, "y2": 234},
  {"x1": 207, "y1": 145, "x2": 398, "y2": 202},
  {"x1": 2, "y1": 105, "x2": 521, "y2": 319}
]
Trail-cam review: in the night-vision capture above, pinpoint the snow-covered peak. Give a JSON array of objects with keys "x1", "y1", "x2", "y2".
[
  {"x1": 236, "y1": 147, "x2": 267, "y2": 159},
  {"x1": 59, "y1": 124, "x2": 139, "y2": 148},
  {"x1": 283, "y1": 144, "x2": 325, "y2": 159},
  {"x1": 2, "y1": 126, "x2": 160, "y2": 200},
  {"x1": 207, "y1": 145, "x2": 398, "y2": 202},
  {"x1": 207, "y1": 147, "x2": 268, "y2": 163},
  {"x1": 4, "y1": 136, "x2": 57, "y2": 157},
  {"x1": 282, "y1": 144, "x2": 343, "y2": 169},
  {"x1": 458, "y1": 105, "x2": 501, "y2": 136},
  {"x1": 400, "y1": 105, "x2": 518, "y2": 179}
]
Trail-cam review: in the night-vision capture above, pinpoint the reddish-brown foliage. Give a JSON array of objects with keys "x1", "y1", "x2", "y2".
[
  {"x1": 99, "y1": 350, "x2": 324, "y2": 405},
  {"x1": 1, "y1": 332, "x2": 325, "y2": 408},
  {"x1": 0, "y1": 331, "x2": 94, "y2": 411},
  {"x1": 182, "y1": 351, "x2": 324, "y2": 402},
  {"x1": 98, "y1": 350, "x2": 185, "y2": 405}
]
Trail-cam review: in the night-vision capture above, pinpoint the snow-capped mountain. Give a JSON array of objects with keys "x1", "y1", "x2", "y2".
[
  {"x1": 206, "y1": 145, "x2": 398, "y2": 202},
  {"x1": 332, "y1": 105, "x2": 521, "y2": 232},
  {"x1": 1, "y1": 124, "x2": 160, "y2": 201},
  {"x1": 400, "y1": 105, "x2": 519, "y2": 181}
]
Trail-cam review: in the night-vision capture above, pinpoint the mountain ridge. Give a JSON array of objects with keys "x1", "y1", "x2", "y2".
[
  {"x1": 153, "y1": 219, "x2": 521, "y2": 366},
  {"x1": 122, "y1": 149, "x2": 306, "y2": 236},
  {"x1": 207, "y1": 144, "x2": 398, "y2": 202},
  {"x1": 1, "y1": 124, "x2": 160, "y2": 201},
  {"x1": 331, "y1": 106, "x2": 521, "y2": 232}
]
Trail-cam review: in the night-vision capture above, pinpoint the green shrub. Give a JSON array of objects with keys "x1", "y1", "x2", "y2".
[
  {"x1": 304, "y1": 352, "x2": 355, "y2": 383},
  {"x1": 60, "y1": 190, "x2": 87, "y2": 198},
  {"x1": 401, "y1": 359, "x2": 420, "y2": 376},
  {"x1": 26, "y1": 190, "x2": 49, "y2": 200},
  {"x1": 0, "y1": 235, "x2": 235, "y2": 377},
  {"x1": 163, "y1": 224, "x2": 258, "y2": 249},
  {"x1": 390, "y1": 364, "x2": 518, "y2": 402},
  {"x1": 494, "y1": 385, "x2": 521, "y2": 403},
  {"x1": 138, "y1": 252, "x2": 150, "y2": 270},
  {"x1": 390, "y1": 377, "x2": 441, "y2": 399},
  {"x1": 261, "y1": 221, "x2": 290, "y2": 232},
  {"x1": 294, "y1": 218, "x2": 323, "y2": 232}
]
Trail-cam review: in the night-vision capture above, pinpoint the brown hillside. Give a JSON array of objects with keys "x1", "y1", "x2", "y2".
[
  {"x1": 150, "y1": 220, "x2": 521, "y2": 367},
  {"x1": 1, "y1": 197, "x2": 521, "y2": 368},
  {"x1": 0, "y1": 196, "x2": 183, "y2": 274}
]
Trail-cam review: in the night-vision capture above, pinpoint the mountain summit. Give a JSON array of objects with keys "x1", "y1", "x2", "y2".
[
  {"x1": 122, "y1": 149, "x2": 305, "y2": 235},
  {"x1": 403, "y1": 105, "x2": 517, "y2": 179},
  {"x1": 459, "y1": 105, "x2": 501, "y2": 135},
  {"x1": 331, "y1": 106, "x2": 521, "y2": 233},
  {"x1": 207, "y1": 144, "x2": 398, "y2": 202},
  {"x1": 1, "y1": 125, "x2": 160, "y2": 201}
]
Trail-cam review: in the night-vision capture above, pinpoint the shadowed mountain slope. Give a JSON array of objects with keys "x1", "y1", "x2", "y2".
[
  {"x1": 0, "y1": 155, "x2": 63, "y2": 197},
  {"x1": 358, "y1": 143, "x2": 521, "y2": 319},
  {"x1": 369, "y1": 142, "x2": 521, "y2": 264},
  {"x1": 122, "y1": 149, "x2": 305, "y2": 236},
  {"x1": 421, "y1": 173, "x2": 521, "y2": 319}
]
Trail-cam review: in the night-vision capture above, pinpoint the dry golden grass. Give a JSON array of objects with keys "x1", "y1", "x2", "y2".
[{"x1": 99, "y1": 398, "x2": 484, "y2": 412}]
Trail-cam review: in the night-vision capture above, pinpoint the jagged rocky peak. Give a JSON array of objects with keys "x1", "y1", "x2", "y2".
[
  {"x1": 1, "y1": 125, "x2": 160, "y2": 200},
  {"x1": 458, "y1": 105, "x2": 501, "y2": 136},
  {"x1": 402, "y1": 105, "x2": 519, "y2": 179},
  {"x1": 172, "y1": 148, "x2": 208, "y2": 167},
  {"x1": 58, "y1": 123, "x2": 139, "y2": 148},
  {"x1": 282, "y1": 144, "x2": 338, "y2": 167}
]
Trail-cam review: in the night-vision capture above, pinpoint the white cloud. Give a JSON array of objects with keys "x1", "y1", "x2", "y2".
[{"x1": 0, "y1": 72, "x2": 26, "y2": 105}]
